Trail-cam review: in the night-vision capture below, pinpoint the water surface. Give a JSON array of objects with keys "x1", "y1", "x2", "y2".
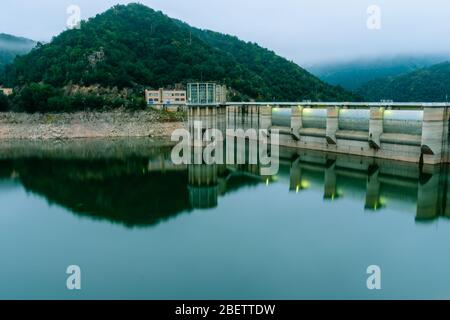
[{"x1": 1, "y1": 138, "x2": 450, "y2": 299}]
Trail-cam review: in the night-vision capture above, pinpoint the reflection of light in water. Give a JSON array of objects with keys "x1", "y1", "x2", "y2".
[
  {"x1": 375, "y1": 197, "x2": 387, "y2": 210},
  {"x1": 295, "y1": 180, "x2": 311, "y2": 192},
  {"x1": 264, "y1": 176, "x2": 278, "y2": 186},
  {"x1": 301, "y1": 180, "x2": 310, "y2": 189}
]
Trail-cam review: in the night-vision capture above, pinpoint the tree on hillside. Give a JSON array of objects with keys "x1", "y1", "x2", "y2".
[
  {"x1": 1, "y1": 3, "x2": 359, "y2": 104},
  {"x1": 0, "y1": 92, "x2": 9, "y2": 111}
]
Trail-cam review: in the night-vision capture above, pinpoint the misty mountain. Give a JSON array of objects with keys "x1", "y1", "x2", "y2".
[
  {"x1": 357, "y1": 61, "x2": 450, "y2": 102},
  {"x1": 0, "y1": 33, "x2": 36, "y2": 70},
  {"x1": 308, "y1": 55, "x2": 450, "y2": 91}
]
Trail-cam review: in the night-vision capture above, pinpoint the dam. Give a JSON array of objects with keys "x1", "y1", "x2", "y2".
[{"x1": 188, "y1": 102, "x2": 450, "y2": 165}]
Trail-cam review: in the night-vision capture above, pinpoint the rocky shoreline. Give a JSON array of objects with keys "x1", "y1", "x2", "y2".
[
  {"x1": 0, "y1": 110, "x2": 186, "y2": 140},
  {"x1": 0, "y1": 137, "x2": 178, "y2": 160}
]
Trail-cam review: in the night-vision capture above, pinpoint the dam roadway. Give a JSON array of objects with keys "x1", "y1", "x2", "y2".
[{"x1": 188, "y1": 102, "x2": 450, "y2": 165}]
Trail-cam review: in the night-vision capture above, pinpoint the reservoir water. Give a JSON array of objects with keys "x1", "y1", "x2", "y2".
[{"x1": 1, "y1": 138, "x2": 450, "y2": 299}]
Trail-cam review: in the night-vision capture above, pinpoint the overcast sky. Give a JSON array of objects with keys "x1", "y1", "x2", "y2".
[{"x1": 1, "y1": 0, "x2": 450, "y2": 65}]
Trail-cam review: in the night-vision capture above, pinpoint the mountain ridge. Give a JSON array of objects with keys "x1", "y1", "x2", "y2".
[
  {"x1": 356, "y1": 61, "x2": 450, "y2": 102},
  {"x1": 308, "y1": 54, "x2": 450, "y2": 91},
  {"x1": 0, "y1": 33, "x2": 36, "y2": 71},
  {"x1": 1, "y1": 3, "x2": 359, "y2": 103}
]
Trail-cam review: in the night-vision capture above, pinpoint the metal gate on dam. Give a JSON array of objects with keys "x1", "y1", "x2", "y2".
[{"x1": 188, "y1": 102, "x2": 450, "y2": 165}]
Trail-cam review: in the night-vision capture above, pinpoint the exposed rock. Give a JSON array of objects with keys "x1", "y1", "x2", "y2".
[{"x1": 0, "y1": 110, "x2": 186, "y2": 140}]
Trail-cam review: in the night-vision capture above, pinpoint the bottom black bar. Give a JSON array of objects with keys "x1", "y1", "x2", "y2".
[{"x1": 0, "y1": 300, "x2": 444, "y2": 318}]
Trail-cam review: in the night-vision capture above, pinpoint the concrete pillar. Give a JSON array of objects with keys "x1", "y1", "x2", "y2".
[
  {"x1": 187, "y1": 107, "x2": 192, "y2": 135},
  {"x1": 291, "y1": 105, "x2": 303, "y2": 141},
  {"x1": 239, "y1": 106, "x2": 245, "y2": 130},
  {"x1": 289, "y1": 157, "x2": 302, "y2": 192},
  {"x1": 421, "y1": 106, "x2": 446, "y2": 164},
  {"x1": 215, "y1": 105, "x2": 226, "y2": 140},
  {"x1": 323, "y1": 161, "x2": 337, "y2": 200},
  {"x1": 195, "y1": 107, "x2": 204, "y2": 147},
  {"x1": 416, "y1": 169, "x2": 442, "y2": 221},
  {"x1": 251, "y1": 105, "x2": 259, "y2": 130},
  {"x1": 243, "y1": 105, "x2": 249, "y2": 130},
  {"x1": 445, "y1": 108, "x2": 450, "y2": 163},
  {"x1": 260, "y1": 105, "x2": 272, "y2": 131},
  {"x1": 443, "y1": 167, "x2": 450, "y2": 218},
  {"x1": 236, "y1": 135, "x2": 248, "y2": 165},
  {"x1": 245, "y1": 105, "x2": 252, "y2": 130},
  {"x1": 365, "y1": 168, "x2": 382, "y2": 210},
  {"x1": 188, "y1": 107, "x2": 202, "y2": 147},
  {"x1": 246, "y1": 105, "x2": 251, "y2": 130},
  {"x1": 206, "y1": 107, "x2": 212, "y2": 133},
  {"x1": 227, "y1": 106, "x2": 236, "y2": 131},
  {"x1": 369, "y1": 106, "x2": 384, "y2": 149},
  {"x1": 226, "y1": 137, "x2": 235, "y2": 165},
  {"x1": 326, "y1": 106, "x2": 339, "y2": 145},
  {"x1": 236, "y1": 106, "x2": 243, "y2": 130},
  {"x1": 188, "y1": 105, "x2": 225, "y2": 146}
]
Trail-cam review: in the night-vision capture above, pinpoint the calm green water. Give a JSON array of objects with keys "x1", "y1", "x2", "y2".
[{"x1": 1, "y1": 138, "x2": 450, "y2": 299}]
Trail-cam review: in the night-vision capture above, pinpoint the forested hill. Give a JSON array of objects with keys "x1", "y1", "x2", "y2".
[
  {"x1": 357, "y1": 61, "x2": 450, "y2": 102},
  {"x1": 0, "y1": 33, "x2": 36, "y2": 70},
  {"x1": 308, "y1": 55, "x2": 450, "y2": 91},
  {"x1": 1, "y1": 3, "x2": 358, "y2": 102}
]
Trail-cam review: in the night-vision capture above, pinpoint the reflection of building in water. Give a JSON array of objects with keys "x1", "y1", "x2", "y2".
[
  {"x1": 187, "y1": 158, "x2": 270, "y2": 210},
  {"x1": 188, "y1": 164, "x2": 219, "y2": 209}
]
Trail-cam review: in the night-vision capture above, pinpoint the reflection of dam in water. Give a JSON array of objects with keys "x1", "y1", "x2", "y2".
[
  {"x1": 187, "y1": 163, "x2": 264, "y2": 209},
  {"x1": 182, "y1": 147, "x2": 450, "y2": 223},
  {"x1": 286, "y1": 150, "x2": 449, "y2": 221},
  {"x1": 1, "y1": 139, "x2": 449, "y2": 227}
]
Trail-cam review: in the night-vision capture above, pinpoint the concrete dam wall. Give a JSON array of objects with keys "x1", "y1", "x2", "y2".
[{"x1": 218, "y1": 102, "x2": 450, "y2": 165}]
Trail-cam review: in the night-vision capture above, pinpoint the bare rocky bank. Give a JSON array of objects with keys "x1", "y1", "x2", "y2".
[{"x1": 0, "y1": 110, "x2": 186, "y2": 140}]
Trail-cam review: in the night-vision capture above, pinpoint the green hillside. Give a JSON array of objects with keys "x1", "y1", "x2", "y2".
[
  {"x1": 357, "y1": 61, "x2": 450, "y2": 102},
  {"x1": 1, "y1": 3, "x2": 358, "y2": 106}
]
